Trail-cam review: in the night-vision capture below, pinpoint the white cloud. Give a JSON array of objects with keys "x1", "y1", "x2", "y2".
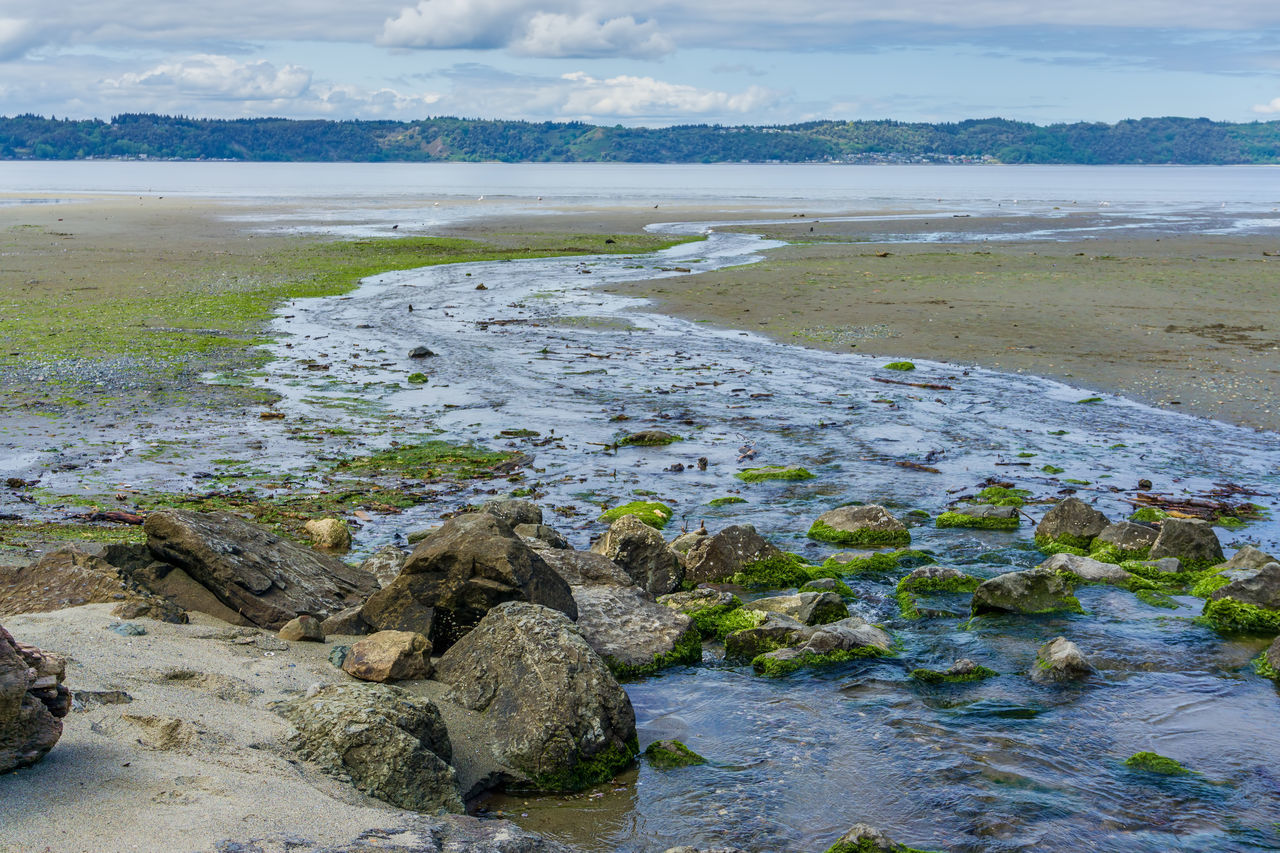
[
  {"x1": 513, "y1": 12, "x2": 672, "y2": 57},
  {"x1": 380, "y1": 0, "x2": 672, "y2": 58},
  {"x1": 0, "y1": 17, "x2": 42, "y2": 61},
  {"x1": 558, "y1": 71, "x2": 779, "y2": 117},
  {"x1": 108, "y1": 55, "x2": 312, "y2": 100},
  {"x1": 1253, "y1": 97, "x2": 1280, "y2": 114}
]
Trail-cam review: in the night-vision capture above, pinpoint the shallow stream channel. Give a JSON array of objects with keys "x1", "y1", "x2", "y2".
[{"x1": 17, "y1": 211, "x2": 1280, "y2": 852}]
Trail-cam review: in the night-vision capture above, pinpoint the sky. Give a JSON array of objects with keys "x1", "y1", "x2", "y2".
[{"x1": 3, "y1": 0, "x2": 1280, "y2": 126}]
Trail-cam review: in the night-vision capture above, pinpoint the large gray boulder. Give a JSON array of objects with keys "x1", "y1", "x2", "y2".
[
  {"x1": 590, "y1": 514, "x2": 683, "y2": 595},
  {"x1": 144, "y1": 510, "x2": 377, "y2": 630},
  {"x1": 1221, "y1": 545, "x2": 1278, "y2": 572},
  {"x1": 970, "y1": 567, "x2": 1083, "y2": 616},
  {"x1": 682, "y1": 524, "x2": 784, "y2": 586},
  {"x1": 1039, "y1": 552, "x2": 1134, "y2": 586},
  {"x1": 1, "y1": 624, "x2": 70, "y2": 773},
  {"x1": 572, "y1": 585, "x2": 700, "y2": 677},
  {"x1": 1149, "y1": 518, "x2": 1225, "y2": 567},
  {"x1": 361, "y1": 513, "x2": 576, "y2": 651},
  {"x1": 1030, "y1": 637, "x2": 1094, "y2": 684},
  {"x1": 744, "y1": 591, "x2": 848, "y2": 626},
  {"x1": 534, "y1": 546, "x2": 634, "y2": 587},
  {"x1": 1093, "y1": 521, "x2": 1158, "y2": 555},
  {"x1": 275, "y1": 683, "x2": 463, "y2": 813},
  {"x1": 483, "y1": 499, "x2": 543, "y2": 528},
  {"x1": 1210, "y1": 562, "x2": 1280, "y2": 609},
  {"x1": 434, "y1": 602, "x2": 636, "y2": 792},
  {"x1": 1034, "y1": 497, "x2": 1109, "y2": 549}
]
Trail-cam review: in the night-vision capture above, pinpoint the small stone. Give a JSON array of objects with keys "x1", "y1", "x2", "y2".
[
  {"x1": 1031, "y1": 636, "x2": 1094, "y2": 684},
  {"x1": 304, "y1": 518, "x2": 351, "y2": 551},
  {"x1": 328, "y1": 645, "x2": 350, "y2": 668},
  {"x1": 408, "y1": 346, "x2": 436, "y2": 358},
  {"x1": 342, "y1": 630, "x2": 432, "y2": 683},
  {"x1": 108, "y1": 622, "x2": 147, "y2": 637},
  {"x1": 278, "y1": 615, "x2": 325, "y2": 642}
]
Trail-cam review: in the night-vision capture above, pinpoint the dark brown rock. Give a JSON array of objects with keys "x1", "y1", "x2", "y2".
[
  {"x1": 1034, "y1": 497, "x2": 1109, "y2": 548},
  {"x1": 1149, "y1": 518, "x2": 1225, "y2": 567},
  {"x1": 682, "y1": 524, "x2": 784, "y2": 586},
  {"x1": 342, "y1": 631, "x2": 432, "y2": 683},
  {"x1": 144, "y1": 510, "x2": 377, "y2": 630},
  {"x1": 361, "y1": 513, "x2": 575, "y2": 652},
  {"x1": 278, "y1": 614, "x2": 325, "y2": 642},
  {"x1": 1, "y1": 624, "x2": 70, "y2": 773},
  {"x1": 0, "y1": 547, "x2": 182, "y2": 622},
  {"x1": 590, "y1": 514, "x2": 683, "y2": 595}
]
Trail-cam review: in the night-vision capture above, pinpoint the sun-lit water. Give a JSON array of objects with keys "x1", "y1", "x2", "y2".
[{"x1": 5, "y1": 163, "x2": 1280, "y2": 852}]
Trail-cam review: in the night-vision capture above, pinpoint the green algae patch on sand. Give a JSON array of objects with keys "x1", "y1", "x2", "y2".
[
  {"x1": 1123, "y1": 751, "x2": 1192, "y2": 776},
  {"x1": 523, "y1": 735, "x2": 639, "y2": 793},
  {"x1": 935, "y1": 511, "x2": 1020, "y2": 531},
  {"x1": 808, "y1": 520, "x2": 911, "y2": 549},
  {"x1": 708, "y1": 496, "x2": 748, "y2": 507},
  {"x1": 335, "y1": 439, "x2": 519, "y2": 482},
  {"x1": 883, "y1": 361, "x2": 916, "y2": 371},
  {"x1": 605, "y1": 627, "x2": 702, "y2": 681},
  {"x1": 1200, "y1": 597, "x2": 1280, "y2": 634},
  {"x1": 752, "y1": 646, "x2": 891, "y2": 678},
  {"x1": 909, "y1": 665, "x2": 997, "y2": 684},
  {"x1": 643, "y1": 739, "x2": 707, "y2": 769},
  {"x1": 735, "y1": 466, "x2": 815, "y2": 483},
  {"x1": 598, "y1": 501, "x2": 673, "y2": 530}
]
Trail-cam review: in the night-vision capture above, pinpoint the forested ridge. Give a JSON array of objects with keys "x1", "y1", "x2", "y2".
[{"x1": 3, "y1": 113, "x2": 1279, "y2": 164}]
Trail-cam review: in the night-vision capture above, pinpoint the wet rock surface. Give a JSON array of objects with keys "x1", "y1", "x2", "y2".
[
  {"x1": 590, "y1": 514, "x2": 684, "y2": 595},
  {"x1": 1034, "y1": 497, "x2": 1110, "y2": 548},
  {"x1": 971, "y1": 567, "x2": 1083, "y2": 616},
  {"x1": 1149, "y1": 517, "x2": 1225, "y2": 566},
  {"x1": 681, "y1": 524, "x2": 783, "y2": 586},
  {"x1": 1030, "y1": 636, "x2": 1094, "y2": 684}
]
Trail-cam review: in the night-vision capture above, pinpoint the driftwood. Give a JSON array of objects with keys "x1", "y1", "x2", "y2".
[
  {"x1": 896, "y1": 461, "x2": 941, "y2": 474},
  {"x1": 871, "y1": 376, "x2": 954, "y2": 391},
  {"x1": 1122, "y1": 490, "x2": 1265, "y2": 522}
]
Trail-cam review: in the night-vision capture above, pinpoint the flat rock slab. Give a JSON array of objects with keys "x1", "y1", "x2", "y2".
[{"x1": 145, "y1": 510, "x2": 377, "y2": 630}]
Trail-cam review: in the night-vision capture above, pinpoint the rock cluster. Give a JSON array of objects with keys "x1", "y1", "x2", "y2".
[{"x1": 1, "y1": 623, "x2": 70, "y2": 773}]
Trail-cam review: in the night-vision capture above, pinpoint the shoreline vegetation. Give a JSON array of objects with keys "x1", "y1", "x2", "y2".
[{"x1": 3, "y1": 113, "x2": 1280, "y2": 164}]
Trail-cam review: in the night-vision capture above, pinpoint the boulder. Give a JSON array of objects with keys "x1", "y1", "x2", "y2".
[
  {"x1": 1210, "y1": 562, "x2": 1280, "y2": 610},
  {"x1": 572, "y1": 585, "x2": 700, "y2": 677},
  {"x1": 1039, "y1": 552, "x2": 1134, "y2": 586},
  {"x1": 1129, "y1": 557, "x2": 1182, "y2": 575},
  {"x1": 682, "y1": 524, "x2": 784, "y2": 586},
  {"x1": 724, "y1": 613, "x2": 807, "y2": 661},
  {"x1": 668, "y1": 530, "x2": 707, "y2": 558},
  {"x1": 1034, "y1": 497, "x2": 1109, "y2": 549},
  {"x1": 1092, "y1": 521, "x2": 1158, "y2": 555},
  {"x1": 0, "y1": 546, "x2": 183, "y2": 622},
  {"x1": 824, "y1": 823, "x2": 909, "y2": 853},
  {"x1": 1, "y1": 624, "x2": 70, "y2": 773},
  {"x1": 808, "y1": 505, "x2": 910, "y2": 548},
  {"x1": 434, "y1": 602, "x2": 636, "y2": 791},
  {"x1": 361, "y1": 513, "x2": 576, "y2": 651},
  {"x1": 319, "y1": 605, "x2": 369, "y2": 636},
  {"x1": 130, "y1": 563, "x2": 243, "y2": 625},
  {"x1": 658, "y1": 588, "x2": 738, "y2": 615},
  {"x1": 1030, "y1": 636, "x2": 1094, "y2": 684},
  {"x1": 144, "y1": 510, "x2": 377, "y2": 630},
  {"x1": 590, "y1": 514, "x2": 683, "y2": 595},
  {"x1": 898, "y1": 565, "x2": 977, "y2": 592},
  {"x1": 752, "y1": 617, "x2": 893, "y2": 676},
  {"x1": 515, "y1": 523, "x2": 569, "y2": 549},
  {"x1": 275, "y1": 683, "x2": 462, "y2": 813},
  {"x1": 278, "y1": 614, "x2": 324, "y2": 642},
  {"x1": 534, "y1": 546, "x2": 634, "y2": 587},
  {"x1": 744, "y1": 591, "x2": 848, "y2": 626},
  {"x1": 970, "y1": 567, "x2": 1083, "y2": 616},
  {"x1": 1221, "y1": 545, "x2": 1279, "y2": 572},
  {"x1": 482, "y1": 499, "x2": 543, "y2": 528},
  {"x1": 360, "y1": 545, "x2": 408, "y2": 588},
  {"x1": 1149, "y1": 518, "x2": 1224, "y2": 567},
  {"x1": 303, "y1": 518, "x2": 351, "y2": 551},
  {"x1": 342, "y1": 630, "x2": 432, "y2": 683}
]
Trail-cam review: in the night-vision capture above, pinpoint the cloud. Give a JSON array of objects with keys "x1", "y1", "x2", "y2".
[
  {"x1": 380, "y1": 0, "x2": 672, "y2": 57},
  {"x1": 1253, "y1": 97, "x2": 1280, "y2": 114},
  {"x1": 513, "y1": 12, "x2": 672, "y2": 57},
  {"x1": 108, "y1": 55, "x2": 312, "y2": 100},
  {"x1": 558, "y1": 71, "x2": 779, "y2": 117},
  {"x1": 0, "y1": 17, "x2": 43, "y2": 61}
]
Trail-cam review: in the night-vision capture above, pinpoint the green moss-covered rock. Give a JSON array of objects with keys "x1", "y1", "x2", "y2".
[
  {"x1": 643, "y1": 739, "x2": 706, "y2": 769},
  {"x1": 603, "y1": 627, "x2": 703, "y2": 681},
  {"x1": 1189, "y1": 573, "x2": 1231, "y2": 598},
  {"x1": 1035, "y1": 537, "x2": 1091, "y2": 557},
  {"x1": 897, "y1": 567, "x2": 980, "y2": 595},
  {"x1": 910, "y1": 661, "x2": 998, "y2": 684},
  {"x1": 1252, "y1": 651, "x2": 1280, "y2": 680},
  {"x1": 618, "y1": 430, "x2": 680, "y2": 447},
  {"x1": 526, "y1": 736, "x2": 639, "y2": 792},
  {"x1": 1130, "y1": 507, "x2": 1169, "y2": 523},
  {"x1": 1034, "y1": 497, "x2": 1109, "y2": 551},
  {"x1": 692, "y1": 605, "x2": 766, "y2": 640},
  {"x1": 824, "y1": 822, "x2": 939, "y2": 853},
  {"x1": 883, "y1": 361, "x2": 915, "y2": 371},
  {"x1": 970, "y1": 567, "x2": 1085, "y2": 617},
  {"x1": 800, "y1": 577, "x2": 855, "y2": 597},
  {"x1": 935, "y1": 508, "x2": 1020, "y2": 531},
  {"x1": 1135, "y1": 589, "x2": 1178, "y2": 609},
  {"x1": 752, "y1": 646, "x2": 888, "y2": 677},
  {"x1": 1201, "y1": 597, "x2": 1280, "y2": 634},
  {"x1": 708, "y1": 496, "x2": 747, "y2": 507},
  {"x1": 598, "y1": 501, "x2": 672, "y2": 530},
  {"x1": 406, "y1": 372, "x2": 429, "y2": 384},
  {"x1": 809, "y1": 505, "x2": 911, "y2": 548},
  {"x1": 735, "y1": 466, "x2": 815, "y2": 483},
  {"x1": 729, "y1": 554, "x2": 814, "y2": 590},
  {"x1": 972, "y1": 486, "x2": 1030, "y2": 507},
  {"x1": 1123, "y1": 751, "x2": 1191, "y2": 776}
]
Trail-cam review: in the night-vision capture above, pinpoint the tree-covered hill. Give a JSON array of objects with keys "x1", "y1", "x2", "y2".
[{"x1": 2, "y1": 113, "x2": 1277, "y2": 164}]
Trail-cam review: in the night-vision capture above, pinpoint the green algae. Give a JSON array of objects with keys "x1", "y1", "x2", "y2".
[
  {"x1": 808, "y1": 519, "x2": 911, "y2": 548},
  {"x1": 909, "y1": 665, "x2": 998, "y2": 684},
  {"x1": 618, "y1": 432, "x2": 681, "y2": 447},
  {"x1": 1189, "y1": 573, "x2": 1231, "y2": 598},
  {"x1": 825, "y1": 839, "x2": 938, "y2": 853},
  {"x1": 973, "y1": 486, "x2": 1030, "y2": 507},
  {"x1": 751, "y1": 645, "x2": 890, "y2": 677},
  {"x1": 643, "y1": 739, "x2": 707, "y2": 769},
  {"x1": 690, "y1": 605, "x2": 765, "y2": 641},
  {"x1": 1123, "y1": 751, "x2": 1192, "y2": 776},
  {"x1": 1252, "y1": 653, "x2": 1280, "y2": 680},
  {"x1": 735, "y1": 466, "x2": 815, "y2": 483},
  {"x1": 801, "y1": 578, "x2": 855, "y2": 597},
  {"x1": 708, "y1": 496, "x2": 748, "y2": 507},
  {"x1": 1089, "y1": 542, "x2": 1151, "y2": 564},
  {"x1": 605, "y1": 627, "x2": 702, "y2": 680},
  {"x1": 935, "y1": 511, "x2": 1020, "y2": 531},
  {"x1": 336, "y1": 439, "x2": 517, "y2": 482},
  {"x1": 597, "y1": 500, "x2": 673, "y2": 529},
  {"x1": 821, "y1": 549, "x2": 935, "y2": 576},
  {"x1": 406, "y1": 372, "x2": 428, "y2": 384},
  {"x1": 897, "y1": 573, "x2": 981, "y2": 595},
  {"x1": 1201, "y1": 597, "x2": 1280, "y2": 634},
  {"x1": 1040, "y1": 464, "x2": 1065, "y2": 475},
  {"x1": 1135, "y1": 589, "x2": 1179, "y2": 609},
  {"x1": 1130, "y1": 507, "x2": 1170, "y2": 523},
  {"x1": 883, "y1": 361, "x2": 916, "y2": 371},
  {"x1": 1035, "y1": 534, "x2": 1091, "y2": 556},
  {"x1": 729, "y1": 554, "x2": 814, "y2": 590}
]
